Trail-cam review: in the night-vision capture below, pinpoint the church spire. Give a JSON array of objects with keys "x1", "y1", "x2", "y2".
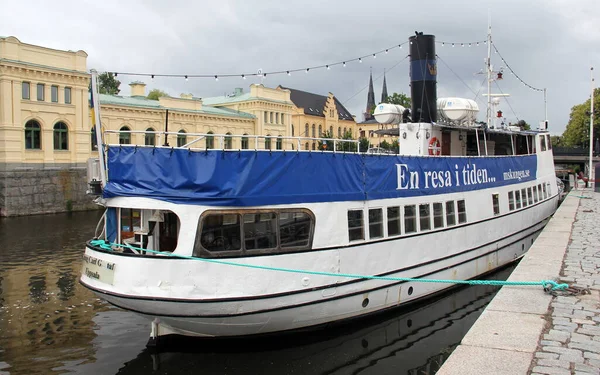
[
  {"x1": 381, "y1": 69, "x2": 388, "y2": 103},
  {"x1": 365, "y1": 68, "x2": 376, "y2": 121}
]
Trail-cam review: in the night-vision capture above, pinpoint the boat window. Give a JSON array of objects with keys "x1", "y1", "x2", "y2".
[
  {"x1": 445, "y1": 201, "x2": 456, "y2": 226},
  {"x1": 419, "y1": 204, "x2": 431, "y2": 231},
  {"x1": 368, "y1": 208, "x2": 383, "y2": 239},
  {"x1": 547, "y1": 135, "x2": 552, "y2": 150},
  {"x1": 492, "y1": 194, "x2": 500, "y2": 215},
  {"x1": 200, "y1": 214, "x2": 242, "y2": 252},
  {"x1": 280, "y1": 212, "x2": 312, "y2": 248},
  {"x1": 433, "y1": 203, "x2": 444, "y2": 229},
  {"x1": 540, "y1": 135, "x2": 547, "y2": 151},
  {"x1": 348, "y1": 210, "x2": 365, "y2": 241},
  {"x1": 515, "y1": 190, "x2": 522, "y2": 209},
  {"x1": 120, "y1": 208, "x2": 141, "y2": 242},
  {"x1": 244, "y1": 213, "x2": 277, "y2": 250},
  {"x1": 404, "y1": 205, "x2": 417, "y2": 234},
  {"x1": 508, "y1": 191, "x2": 515, "y2": 211},
  {"x1": 546, "y1": 183, "x2": 551, "y2": 197},
  {"x1": 387, "y1": 206, "x2": 401, "y2": 236},
  {"x1": 527, "y1": 187, "x2": 533, "y2": 205},
  {"x1": 539, "y1": 184, "x2": 544, "y2": 199},
  {"x1": 521, "y1": 188, "x2": 528, "y2": 207},
  {"x1": 533, "y1": 186, "x2": 538, "y2": 203},
  {"x1": 457, "y1": 200, "x2": 467, "y2": 224}
]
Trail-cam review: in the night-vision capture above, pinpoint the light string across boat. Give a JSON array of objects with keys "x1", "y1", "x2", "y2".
[{"x1": 88, "y1": 239, "x2": 568, "y2": 292}]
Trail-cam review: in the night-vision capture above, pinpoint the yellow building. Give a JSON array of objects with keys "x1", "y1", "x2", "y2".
[{"x1": 0, "y1": 35, "x2": 359, "y2": 216}]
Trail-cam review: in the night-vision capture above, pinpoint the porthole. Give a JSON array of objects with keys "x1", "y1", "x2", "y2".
[
  {"x1": 408, "y1": 286, "x2": 414, "y2": 296},
  {"x1": 407, "y1": 319, "x2": 413, "y2": 328},
  {"x1": 361, "y1": 339, "x2": 369, "y2": 348},
  {"x1": 522, "y1": 244, "x2": 525, "y2": 251},
  {"x1": 362, "y1": 298, "x2": 369, "y2": 308}
]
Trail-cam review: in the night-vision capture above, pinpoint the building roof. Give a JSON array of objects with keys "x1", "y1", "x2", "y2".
[
  {"x1": 279, "y1": 86, "x2": 354, "y2": 121},
  {"x1": 201, "y1": 92, "x2": 293, "y2": 106},
  {"x1": 0, "y1": 58, "x2": 89, "y2": 75},
  {"x1": 97, "y1": 94, "x2": 255, "y2": 119}
]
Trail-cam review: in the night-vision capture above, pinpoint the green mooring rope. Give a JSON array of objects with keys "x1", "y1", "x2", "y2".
[{"x1": 88, "y1": 239, "x2": 568, "y2": 292}]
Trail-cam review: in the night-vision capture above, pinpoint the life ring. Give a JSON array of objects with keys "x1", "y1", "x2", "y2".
[{"x1": 428, "y1": 137, "x2": 441, "y2": 156}]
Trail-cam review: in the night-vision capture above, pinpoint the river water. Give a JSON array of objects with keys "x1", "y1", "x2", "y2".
[{"x1": 0, "y1": 211, "x2": 515, "y2": 375}]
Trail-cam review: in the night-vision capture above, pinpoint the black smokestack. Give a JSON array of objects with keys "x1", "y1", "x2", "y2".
[{"x1": 409, "y1": 32, "x2": 437, "y2": 123}]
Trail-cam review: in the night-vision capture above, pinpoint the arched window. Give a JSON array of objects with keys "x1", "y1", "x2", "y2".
[
  {"x1": 281, "y1": 114, "x2": 285, "y2": 125},
  {"x1": 329, "y1": 126, "x2": 333, "y2": 136},
  {"x1": 270, "y1": 112, "x2": 273, "y2": 123},
  {"x1": 265, "y1": 134, "x2": 272, "y2": 150},
  {"x1": 206, "y1": 131, "x2": 214, "y2": 149},
  {"x1": 305, "y1": 142, "x2": 309, "y2": 150},
  {"x1": 305, "y1": 123, "x2": 309, "y2": 137},
  {"x1": 91, "y1": 127, "x2": 98, "y2": 151},
  {"x1": 318, "y1": 125, "x2": 322, "y2": 137},
  {"x1": 338, "y1": 127, "x2": 342, "y2": 137},
  {"x1": 145, "y1": 128, "x2": 155, "y2": 146},
  {"x1": 291, "y1": 124, "x2": 295, "y2": 137},
  {"x1": 119, "y1": 126, "x2": 131, "y2": 145},
  {"x1": 312, "y1": 142, "x2": 316, "y2": 150},
  {"x1": 312, "y1": 124, "x2": 316, "y2": 138},
  {"x1": 53, "y1": 122, "x2": 68, "y2": 150},
  {"x1": 276, "y1": 136, "x2": 282, "y2": 150},
  {"x1": 177, "y1": 130, "x2": 187, "y2": 147},
  {"x1": 264, "y1": 112, "x2": 267, "y2": 123},
  {"x1": 225, "y1": 132, "x2": 233, "y2": 149},
  {"x1": 276, "y1": 113, "x2": 279, "y2": 124},
  {"x1": 25, "y1": 120, "x2": 41, "y2": 149},
  {"x1": 343, "y1": 127, "x2": 347, "y2": 136},
  {"x1": 241, "y1": 134, "x2": 249, "y2": 149}
]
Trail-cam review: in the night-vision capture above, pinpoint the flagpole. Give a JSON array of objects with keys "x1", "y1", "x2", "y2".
[
  {"x1": 589, "y1": 67, "x2": 594, "y2": 187},
  {"x1": 91, "y1": 69, "x2": 107, "y2": 187}
]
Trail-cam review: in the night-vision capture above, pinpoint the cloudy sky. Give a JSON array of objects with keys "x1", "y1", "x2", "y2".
[{"x1": 2, "y1": 0, "x2": 599, "y2": 134}]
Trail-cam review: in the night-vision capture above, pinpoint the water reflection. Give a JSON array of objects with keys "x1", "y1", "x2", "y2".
[{"x1": 0, "y1": 210, "x2": 515, "y2": 375}]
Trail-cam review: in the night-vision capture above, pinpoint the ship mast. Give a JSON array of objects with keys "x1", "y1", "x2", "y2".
[{"x1": 486, "y1": 19, "x2": 492, "y2": 131}]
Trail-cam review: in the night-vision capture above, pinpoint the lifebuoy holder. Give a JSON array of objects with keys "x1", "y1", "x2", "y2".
[{"x1": 428, "y1": 137, "x2": 441, "y2": 156}]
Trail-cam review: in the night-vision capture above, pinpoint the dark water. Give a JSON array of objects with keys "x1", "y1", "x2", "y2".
[{"x1": 0, "y1": 211, "x2": 516, "y2": 375}]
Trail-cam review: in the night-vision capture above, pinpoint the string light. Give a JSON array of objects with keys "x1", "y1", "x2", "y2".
[
  {"x1": 491, "y1": 43, "x2": 544, "y2": 92},
  {"x1": 184, "y1": 75, "x2": 188, "y2": 81},
  {"x1": 306, "y1": 68, "x2": 309, "y2": 73},
  {"x1": 359, "y1": 58, "x2": 362, "y2": 63},
  {"x1": 286, "y1": 71, "x2": 291, "y2": 76},
  {"x1": 343, "y1": 62, "x2": 346, "y2": 67},
  {"x1": 214, "y1": 75, "x2": 218, "y2": 81},
  {"x1": 151, "y1": 74, "x2": 154, "y2": 81},
  {"x1": 373, "y1": 54, "x2": 376, "y2": 58},
  {"x1": 326, "y1": 65, "x2": 330, "y2": 70},
  {"x1": 436, "y1": 39, "x2": 485, "y2": 46}
]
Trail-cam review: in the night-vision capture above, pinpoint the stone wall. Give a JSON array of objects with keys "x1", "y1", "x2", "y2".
[{"x1": 0, "y1": 165, "x2": 99, "y2": 217}]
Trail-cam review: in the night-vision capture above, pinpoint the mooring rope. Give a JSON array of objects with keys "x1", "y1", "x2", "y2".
[{"x1": 88, "y1": 239, "x2": 568, "y2": 292}]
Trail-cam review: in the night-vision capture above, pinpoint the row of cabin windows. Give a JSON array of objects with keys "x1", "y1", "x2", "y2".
[
  {"x1": 348, "y1": 200, "x2": 467, "y2": 241},
  {"x1": 263, "y1": 111, "x2": 286, "y2": 125},
  {"x1": 22, "y1": 82, "x2": 71, "y2": 104},
  {"x1": 508, "y1": 182, "x2": 551, "y2": 211},
  {"x1": 194, "y1": 210, "x2": 314, "y2": 256},
  {"x1": 304, "y1": 124, "x2": 351, "y2": 139},
  {"x1": 24, "y1": 120, "x2": 69, "y2": 150}
]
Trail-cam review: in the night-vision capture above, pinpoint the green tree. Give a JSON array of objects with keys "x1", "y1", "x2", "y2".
[
  {"x1": 384, "y1": 92, "x2": 411, "y2": 108},
  {"x1": 93, "y1": 72, "x2": 121, "y2": 95},
  {"x1": 562, "y1": 88, "x2": 600, "y2": 147},
  {"x1": 517, "y1": 120, "x2": 531, "y2": 131},
  {"x1": 550, "y1": 135, "x2": 562, "y2": 148},
  {"x1": 358, "y1": 137, "x2": 370, "y2": 153},
  {"x1": 147, "y1": 89, "x2": 169, "y2": 100}
]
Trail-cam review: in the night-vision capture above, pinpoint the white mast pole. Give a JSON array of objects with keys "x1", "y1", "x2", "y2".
[
  {"x1": 544, "y1": 88, "x2": 548, "y2": 126},
  {"x1": 589, "y1": 67, "x2": 595, "y2": 186},
  {"x1": 91, "y1": 69, "x2": 107, "y2": 187}
]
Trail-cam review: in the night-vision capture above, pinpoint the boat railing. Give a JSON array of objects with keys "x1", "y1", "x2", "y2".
[{"x1": 103, "y1": 130, "x2": 362, "y2": 153}]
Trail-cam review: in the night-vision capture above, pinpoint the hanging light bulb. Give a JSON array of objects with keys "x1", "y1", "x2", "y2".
[
  {"x1": 373, "y1": 54, "x2": 376, "y2": 58},
  {"x1": 461, "y1": 43, "x2": 464, "y2": 47},
  {"x1": 306, "y1": 68, "x2": 309, "y2": 73},
  {"x1": 114, "y1": 72, "x2": 118, "y2": 77},
  {"x1": 215, "y1": 75, "x2": 218, "y2": 81},
  {"x1": 185, "y1": 75, "x2": 188, "y2": 81},
  {"x1": 452, "y1": 43, "x2": 455, "y2": 47},
  {"x1": 242, "y1": 74, "x2": 246, "y2": 79},
  {"x1": 442, "y1": 42, "x2": 445, "y2": 47},
  {"x1": 263, "y1": 73, "x2": 267, "y2": 78},
  {"x1": 385, "y1": 49, "x2": 388, "y2": 54},
  {"x1": 469, "y1": 43, "x2": 472, "y2": 47},
  {"x1": 287, "y1": 71, "x2": 291, "y2": 76},
  {"x1": 151, "y1": 74, "x2": 154, "y2": 81},
  {"x1": 399, "y1": 44, "x2": 402, "y2": 49},
  {"x1": 343, "y1": 62, "x2": 346, "y2": 67},
  {"x1": 477, "y1": 42, "x2": 480, "y2": 46},
  {"x1": 359, "y1": 58, "x2": 362, "y2": 63},
  {"x1": 326, "y1": 65, "x2": 330, "y2": 70}
]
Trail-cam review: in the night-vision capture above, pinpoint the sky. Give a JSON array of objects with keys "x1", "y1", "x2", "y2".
[{"x1": 2, "y1": 0, "x2": 599, "y2": 135}]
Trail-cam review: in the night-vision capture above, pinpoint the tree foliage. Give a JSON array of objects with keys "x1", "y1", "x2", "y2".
[
  {"x1": 384, "y1": 92, "x2": 411, "y2": 108},
  {"x1": 562, "y1": 88, "x2": 600, "y2": 147},
  {"x1": 517, "y1": 120, "x2": 531, "y2": 131},
  {"x1": 147, "y1": 89, "x2": 169, "y2": 100},
  {"x1": 97, "y1": 72, "x2": 121, "y2": 95}
]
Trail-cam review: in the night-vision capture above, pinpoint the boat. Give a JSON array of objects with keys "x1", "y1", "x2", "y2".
[{"x1": 79, "y1": 32, "x2": 559, "y2": 341}]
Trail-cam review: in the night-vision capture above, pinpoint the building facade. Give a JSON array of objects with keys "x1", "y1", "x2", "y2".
[{"x1": 0, "y1": 36, "x2": 359, "y2": 216}]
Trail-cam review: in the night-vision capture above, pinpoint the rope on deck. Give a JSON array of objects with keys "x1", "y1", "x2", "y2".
[{"x1": 88, "y1": 239, "x2": 568, "y2": 292}]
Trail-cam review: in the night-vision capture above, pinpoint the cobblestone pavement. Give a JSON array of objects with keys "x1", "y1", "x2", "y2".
[{"x1": 531, "y1": 191, "x2": 600, "y2": 375}]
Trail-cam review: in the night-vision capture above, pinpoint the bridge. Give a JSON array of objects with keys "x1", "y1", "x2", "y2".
[{"x1": 553, "y1": 147, "x2": 600, "y2": 166}]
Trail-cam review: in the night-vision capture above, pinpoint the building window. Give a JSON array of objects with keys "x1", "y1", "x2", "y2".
[
  {"x1": 305, "y1": 142, "x2": 309, "y2": 150},
  {"x1": 265, "y1": 135, "x2": 272, "y2": 150},
  {"x1": 281, "y1": 114, "x2": 285, "y2": 125},
  {"x1": 515, "y1": 190, "x2": 522, "y2": 209},
  {"x1": 177, "y1": 130, "x2": 187, "y2": 147},
  {"x1": 37, "y1": 83, "x2": 45, "y2": 101},
  {"x1": 404, "y1": 205, "x2": 416, "y2": 234},
  {"x1": 312, "y1": 124, "x2": 316, "y2": 138},
  {"x1": 51, "y1": 85, "x2": 58, "y2": 103},
  {"x1": 241, "y1": 134, "x2": 249, "y2": 149},
  {"x1": 343, "y1": 127, "x2": 347, "y2": 135},
  {"x1": 270, "y1": 112, "x2": 273, "y2": 123},
  {"x1": 291, "y1": 124, "x2": 294, "y2": 137},
  {"x1": 264, "y1": 111, "x2": 267, "y2": 123},
  {"x1": 145, "y1": 128, "x2": 155, "y2": 146},
  {"x1": 224, "y1": 132, "x2": 233, "y2": 149},
  {"x1": 457, "y1": 200, "x2": 467, "y2": 223},
  {"x1": 276, "y1": 136, "x2": 282, "y2": 150},
  {"x1": 119, "y1": 126, "x2": 131, "y2": 144},
  {"x1": 433, "y1": 202, "x2": 444, "y2": 228},
  {"x1": 22, "y1": 82, "x2": 30, "y2": 99},
  {"x1": 329, "y1": 126, "x2": 333, "y2": 137},
  {"x1": 368, "y1": 208, "x2": 383, "y2": 239},
  {"x1": 527, "y1": 187, "x2": 533, "y2": 205},
  {"x1": 521, "y1": 188, "x2": 528, "y2": 207},
  {"x1": 492, "y1": 194, "x2": 500, "y2": 215},
  {"x1": 338, "y1": 127, "x2": 341, "y2": 137},
  {"x1": 445, "y1": 201, "x2": 456, "y2": 226},
  {"x1": 419, "y1": 204, "x2": 431, "y2": 231},
  {"x1": 206, "y1": 131, "x2": 214, "y2": 149},
  {"x1": 24, "y1": 120, "x2": 41, "y2": 149},
  {"x1": 387, "y1": 206, "x2": 401, "y2": 236},
  {"x1": 91, "y1": 127, "x2": 98, "y2": 151},
  {"x1": 508, "y1": 191, "x2": 515, "y2": 211},
  {"x1": 305, "y1": 123, "x2": 309, "y2": 137},
  {"x1": 244, "y1": 212, "x2": 278, "y2": 250},
  {"x1": 64, "y1": 87, "x2": 71, "y2": 104},
  {"x1": 312, "y1": 142, "x2": 316, "y2": 150},
  {"x1": 348, "y1": 210, "x2": 364, "y2": 241},
  {"x1": 276, "y1": 113, "x2": 279, "y2": 124},
  {"x1": 53, "y1": 122, "x2": 68, "y2": 150},
  {"x1": 318, "y1": 125, "x2": 322, "y2": 137}
]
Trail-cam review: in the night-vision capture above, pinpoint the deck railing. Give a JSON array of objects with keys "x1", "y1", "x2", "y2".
[{"x1": 104, "y1": 130, "x2": 361, "y2": 153}]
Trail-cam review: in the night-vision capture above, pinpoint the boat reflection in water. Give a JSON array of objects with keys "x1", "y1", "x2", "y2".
[{"x1": 115, "y1": 265, "x2": 515, "y2": 375}]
